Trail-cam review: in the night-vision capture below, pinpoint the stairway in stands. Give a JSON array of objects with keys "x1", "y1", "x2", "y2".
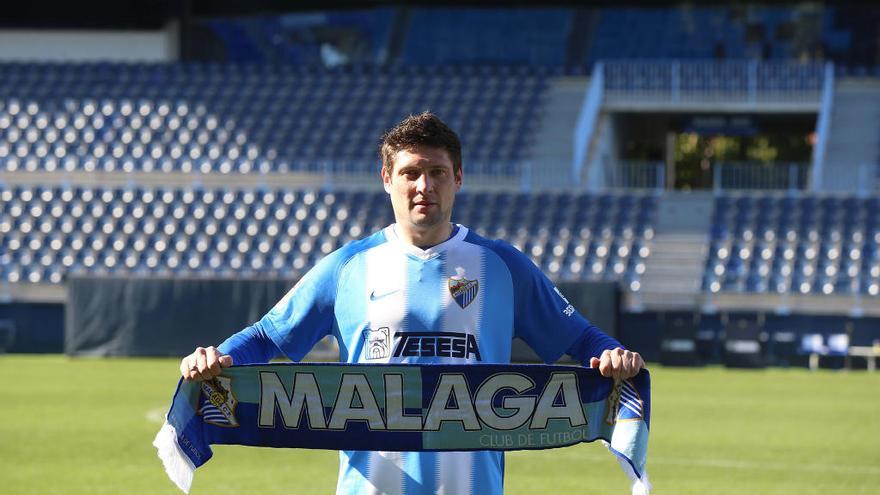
[
  {"x1": 821, "y1": 78, "x2": 880, "y2": 192},
  {"x1": 529, "y1": 75, "x2": 589, "y2": 189},
  {"x1": 634, "y1": 191, "x2": 713, "y2": 310}
]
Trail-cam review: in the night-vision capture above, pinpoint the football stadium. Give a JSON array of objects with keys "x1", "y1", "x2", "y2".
[{"x1": 0, "y1": 2, "x2": 879, "y2": 494}]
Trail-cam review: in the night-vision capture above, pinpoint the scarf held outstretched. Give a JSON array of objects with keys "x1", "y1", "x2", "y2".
[{"x1": 154, "y1": 363, "x2": 650, "y2": 494}]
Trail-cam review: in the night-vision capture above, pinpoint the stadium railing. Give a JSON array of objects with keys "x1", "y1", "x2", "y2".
[
  {"x1": 573, "y1": 61, "x2": 603, "y2": 187},
  {"x1": 712, "y1": 162, "x2": 810, "y2": 191},
  {"x1": 597, "y1": 161, "x2": 810, "y2": 192},
  {"x1": 810, "y1": 63, "x2": 835, "y2": 190},
  {"x1": 312, "y1": 160, "x2": 529, "y2": 191},
  {"x1": 812, "y1": 163, "x2": 880, "y2": 197},
  {"x1": 576, "y1": 60, "x2": 827, "y2": 191},
  {"x1": 605, "y1": 160, "x2": 665, "y2": 191},
  {"x1": 602, "y1": 60, "x2": 825, "y2": 106}
]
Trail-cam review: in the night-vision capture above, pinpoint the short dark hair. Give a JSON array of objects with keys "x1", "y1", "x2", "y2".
[{"x1": 380, "y1": 111, "x2": 462, "y2": 175}]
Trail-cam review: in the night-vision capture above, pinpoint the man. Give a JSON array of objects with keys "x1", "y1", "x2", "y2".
[{"x1": 180, "y1": 112, "x2": 644, "y2": 494}]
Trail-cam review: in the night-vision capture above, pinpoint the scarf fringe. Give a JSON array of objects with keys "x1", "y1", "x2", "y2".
[
  {"x1": 630, "y1": 472, "x2": 651, "y2": 495},
  {"x1": 604, "y1": 440, "x2": 651, "y2": 494},
  {"x1": 153, "y1": 419, "x2": 195, "y2": 494}
]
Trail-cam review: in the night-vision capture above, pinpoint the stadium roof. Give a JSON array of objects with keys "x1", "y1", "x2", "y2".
[{"x1": 1, "y1": 0, "x2": 846, "y2": 29}]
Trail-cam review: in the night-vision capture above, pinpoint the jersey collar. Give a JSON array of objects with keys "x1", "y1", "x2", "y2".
[{"x1": 385, "y1": 223, "x2": 469, "y2": 260}]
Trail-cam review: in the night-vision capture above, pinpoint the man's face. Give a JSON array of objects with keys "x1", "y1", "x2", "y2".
[{"x1": 382, "y1": 145, "x2": 462, "y2": 234}]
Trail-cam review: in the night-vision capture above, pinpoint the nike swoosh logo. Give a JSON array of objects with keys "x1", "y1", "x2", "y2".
[{"x1": 369, "y1": 288, "x2": 401, "y2": 301}]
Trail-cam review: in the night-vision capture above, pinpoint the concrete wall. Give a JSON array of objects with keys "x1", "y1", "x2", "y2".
[{"x1": 0, "y1": 28, "x2": 176, "y2": 62}]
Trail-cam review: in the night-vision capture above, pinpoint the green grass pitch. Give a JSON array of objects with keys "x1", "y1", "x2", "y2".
[{"x1": 1, "y1": 355, "x2": 878, "y2": 494}]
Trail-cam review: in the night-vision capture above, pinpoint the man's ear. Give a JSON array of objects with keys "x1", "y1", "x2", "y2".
[
  {"x1": 381, "y1": 166, "x2": 392, "y2": 193},
  {"x1": 454, "y1": 167, "x2": 463, "y2": 192}
]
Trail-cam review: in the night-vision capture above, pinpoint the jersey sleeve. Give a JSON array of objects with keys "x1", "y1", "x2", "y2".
[
  {"x1": 217, "y1": 324, "x2": 280, "y2": 365},
  {"x1": 251, "y1": 250, "x2": 347, "y2": 361},
  {"x1": 214, "y1": 232, "x2": 384, "y2": 364},
  {"x1": 564, "y1": 324, "x2": 624, "y2": 366},
  {"x1": 218, "y1": 247, "x2": 351, "y2": 363},
  {"x1": 493, "y1": 241, "x2": 620, "y2": 363},
  {"x1": 213, "y1": 253, "x2": 342, "y2": 363}
]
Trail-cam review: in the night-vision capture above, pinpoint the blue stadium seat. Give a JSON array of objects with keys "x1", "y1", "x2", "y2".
[
  {"x1": 0, "y1": 62, "x2": 547, "y2": 176},
  {"x1": 95, "y1": 190, "x2": 601, "y2": 286}
]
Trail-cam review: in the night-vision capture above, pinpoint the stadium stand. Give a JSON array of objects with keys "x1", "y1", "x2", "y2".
[
  {"x1": 587, "y1": 6, "x2": 852, "y2": 66},
  {"x1": 0, "y1": 183, "x2": 656, "y2": 287},
  {"x1": 401, "y1": 8, "x2": 572, "y2": 66},
  {"x1": 204, "y1": 9, "x2": 396, "y2": 66},
  {"x1": 4, "y1": 4, "x2": 880, "y2": 366},
  {"x1": 703, "y1": 193, "x2": 880, "y2": 296},
  {"x1": 203, "y1": 8, "x2": 573, "y2": 67},
  {"x1": 194, "y1": 5, "x2": 880, "y2": 74},
  {"x1": 0, "y1": 62, "x2": 547, "y2": 176}
]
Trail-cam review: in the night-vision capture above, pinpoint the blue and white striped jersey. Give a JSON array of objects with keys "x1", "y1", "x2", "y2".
[{"x1": 220, "y1": 224, "x2": 620, "y2": 495}]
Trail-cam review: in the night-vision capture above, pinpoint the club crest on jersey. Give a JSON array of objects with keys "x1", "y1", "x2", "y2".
[
  {"x1": 449, "y1": 274, "x2": 479, "y2": 309},
  {"x1": 199, "y1": 376, "x2": 239, "y2": 427},
  {"x1": 363, "y1": 327, "x2": 391, "y2": 360}
]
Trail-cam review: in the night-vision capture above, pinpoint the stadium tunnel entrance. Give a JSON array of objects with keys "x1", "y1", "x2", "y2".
[{"x1": 611, "y1": 112, "x2": 816, "y2": 191}]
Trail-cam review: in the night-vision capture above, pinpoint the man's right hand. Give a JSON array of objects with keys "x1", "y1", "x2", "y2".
[{"x1": 180, "y1": 346, "x2": 233, "y2": 381}]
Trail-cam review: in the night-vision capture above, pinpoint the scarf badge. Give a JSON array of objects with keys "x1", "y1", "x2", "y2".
[{"x1": 198, "y1": 377, "x2": 239, "y2": 427}]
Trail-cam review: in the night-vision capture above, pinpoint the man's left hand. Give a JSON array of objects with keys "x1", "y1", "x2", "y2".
[{"x1": 589, "y1": 347, "x2": 644, "y2": 380}]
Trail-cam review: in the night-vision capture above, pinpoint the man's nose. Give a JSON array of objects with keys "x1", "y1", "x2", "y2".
[{"x1": 415, "y1": 173, "x2": 433, "y2": 192}]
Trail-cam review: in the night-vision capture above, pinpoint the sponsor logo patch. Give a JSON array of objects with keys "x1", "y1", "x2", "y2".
[
  {"x1": 393, "y1": 331, "x2": 482, "y2": 361},
  {"x1": 363, "y1": 327, "x2": 391, "y2": 360}
]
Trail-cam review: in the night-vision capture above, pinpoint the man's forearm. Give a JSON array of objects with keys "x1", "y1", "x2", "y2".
[
  {"x1": 216, "y1": 323, "x2": 280, "y2": 365},
  {"x1": 566, "y1": 325, "x2": 623, "y2": 366}
]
